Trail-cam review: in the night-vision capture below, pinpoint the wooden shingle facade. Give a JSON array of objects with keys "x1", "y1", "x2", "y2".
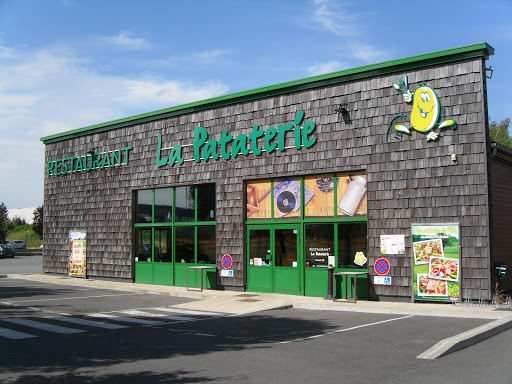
[{"x1": 41, "y1": 43, "x2": 502, "y2": 302}]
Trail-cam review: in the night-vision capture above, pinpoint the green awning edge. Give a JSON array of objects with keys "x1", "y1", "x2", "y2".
[{"x1": 41, "y1": 42, "x2": 494, "y2": 144}]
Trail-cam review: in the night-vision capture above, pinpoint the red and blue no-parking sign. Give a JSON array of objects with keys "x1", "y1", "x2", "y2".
[
  {"x1": 222, "y1": 254, "x2": 233, "y2": 269},
  {"x1": 374, "y1": 258, "x2": 390, "y2": 276}
]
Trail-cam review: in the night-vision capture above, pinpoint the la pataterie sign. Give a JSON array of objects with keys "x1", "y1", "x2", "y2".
[
  {"x1": 156, "y1": 110, "x2": 317, "y2": 167},
  {"x1": 46, "y1": 111, "x2": 317, "y2": 176}
]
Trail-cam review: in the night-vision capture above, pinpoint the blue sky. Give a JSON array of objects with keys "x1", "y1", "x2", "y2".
[{"x1": 0, "y1": 0, "x2": 510, "y2": 209}]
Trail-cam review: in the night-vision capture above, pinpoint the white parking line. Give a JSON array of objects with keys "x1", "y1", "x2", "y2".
[
  {"x1": 87, "y1": 313, "x2": 164, "y2": 326},
  {"x1": 149, "y1": 307, "x2": 227, "y2": 317},
  {"x1": 275, "y1": 315, "x2": 415, "y2": 344},
  {"x1": 117, "y1": 309, "x2": 194, "y2": 321},
  {"x1": 3, "y1": 292, "x2": 143, "y2": 303}
]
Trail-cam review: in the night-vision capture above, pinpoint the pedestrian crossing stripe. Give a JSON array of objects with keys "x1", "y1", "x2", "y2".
[
  {"x1": 0, "y1": 307, "x2": 228, "y2": 340},
  {"x1": 49, "y1": 316, "x2": 129, "y2": 329},
  {"x1": 0, "y1": 326, "x2": 36, "y2": 340},
  {"x1": 3, "y1": 318, "x2": 85, "y2": 334}
]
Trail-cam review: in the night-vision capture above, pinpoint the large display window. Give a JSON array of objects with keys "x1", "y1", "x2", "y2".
[
  {"x1": 133, "y1": 183, "x2": 216, "y2": 288},
  {"x1": 246, "y1": 171, "x2": 367, "y2": 221},
  {"x1": 246, "y1": 172, "x2": 368, "y2": 298}
]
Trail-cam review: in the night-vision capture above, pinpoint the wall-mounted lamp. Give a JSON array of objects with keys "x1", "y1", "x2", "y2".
[
  {"x1": 88, "y1": 148, "x2": 96, "y2": 155},
  {"x1": 335, "y1": 103, "x2": 349, "y2": 114},
  {"x1": 485, "y1": 66, "x2": 493, "y2": 79}
]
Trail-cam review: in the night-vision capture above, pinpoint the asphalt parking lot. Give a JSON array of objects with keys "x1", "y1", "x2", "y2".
[{"x1": 1, "y1": 277, "x2": 511, "y2": 383}]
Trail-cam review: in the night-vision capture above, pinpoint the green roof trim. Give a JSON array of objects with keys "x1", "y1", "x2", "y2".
[{"x1": 41, "y1": 42, "x2": 494, "y2": 144}]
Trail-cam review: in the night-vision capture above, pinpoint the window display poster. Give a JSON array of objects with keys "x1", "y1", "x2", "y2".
[
  {"x1": 411, "y1": 224, "x2": 460, "y2": 302},
  {"x1": 246, "y1": 180, "x2": 272, "y2": 220},
  {"x1": 69, "y1": 231, "x2": 87, "y2": 278},
  {"x1": 380, "y1": 235, "x2": 405, "y2": 255},
  {"x1": 247, "y1": 173, "x2": 367, "y2": 220}
]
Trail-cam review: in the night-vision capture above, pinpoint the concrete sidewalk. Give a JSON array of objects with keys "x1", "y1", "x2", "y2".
[
  {"x1": 6, "y1": 273, "x2": 511, "y2": 319},
  {"x1": 5, "y1": 273, "x2": 512, "y2": 359}
]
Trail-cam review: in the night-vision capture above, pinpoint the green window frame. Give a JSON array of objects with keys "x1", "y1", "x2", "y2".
[
  {"x1": 134, "y1": 184, "x2": 216, "y2": 265},
  {"x1": 246, "y1": 172, "x2": 368, "y2": 270}
]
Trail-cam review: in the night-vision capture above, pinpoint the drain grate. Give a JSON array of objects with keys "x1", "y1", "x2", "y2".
[
  {"x1": 238, "y1": 298, "x2": 262, "y2": 303},
  {"x1": 235, "y1": 294, "x2": 259, "y2": 298}
]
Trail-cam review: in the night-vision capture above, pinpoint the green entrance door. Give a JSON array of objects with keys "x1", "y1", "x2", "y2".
[{"x1": 247, "y1": 225, "x2": 302, "y2": 295}]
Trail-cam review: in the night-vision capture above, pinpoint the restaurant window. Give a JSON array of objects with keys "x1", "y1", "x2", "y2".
[
  {"x1": 136, "y1": 190, "x2": 153, "y2": 223},
  {"x1": 175, "y1": 186, "x2": 195, "y2": 222},
  {"x1": 197, "y1": 226, "x2": 216, "y2": 264},
  {"x1": 197, "y1": 184, "x2": 216, "y2": 222},
  {"x1": 154, "y1": 188, "x2": 173, "y2": 223},
  {"x1": 305, "y1": 175, "x2": 336, "y2": 218},
  {"x1": 154, "y1": 228, "x2": 172, "y2": 262},
  {"x1": 305, "y1": 224, "x2": 334, "y2": 268},
  {"x1": 337, "y1": 222, "x2": 368, "y2": 268},
  {"x1": 246, "y1": 180, "x2": 272, "y2": 220},
  {"x1": 274, "y1": 177, "x2": 302, "y2": 219},
  {"x1": 135, "y1": 228, "x2": 152, "y2": 262},
  {"x1": 175, "y1": 227, "x2": 195, "y2": 263},
  {"x1": 134, "y1": 184, "x2": 216, "y2": 265},
  {"x1": 246, "y1": 171, "x2": 366, "y2": 222}
]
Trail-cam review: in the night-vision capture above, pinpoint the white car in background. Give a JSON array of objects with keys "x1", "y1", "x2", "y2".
[{"x1": 9, "y1": 240, "x2": 26, "y2": 249}]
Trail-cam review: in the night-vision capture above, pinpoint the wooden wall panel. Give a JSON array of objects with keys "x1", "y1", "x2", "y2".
[
  {"x1": 43, "y1": 57, "x2": 492, "y2": 300},
  {"x1": 490, "y1": 146, "x2": 512, "y2": 293}
]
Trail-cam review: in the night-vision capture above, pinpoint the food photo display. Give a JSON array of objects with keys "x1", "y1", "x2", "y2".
[
  {"x1": 413, "y1": 238, "x2": 444, "y2": 265},
  {"x1": 428, "y1": 257, "x2": 459, "y2": 282},
  {"x1": 417, "y1": 273, "x2": 448, "y2": 297}
]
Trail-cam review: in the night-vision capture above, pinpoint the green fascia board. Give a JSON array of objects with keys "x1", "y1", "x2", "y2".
[{"x1": 41, "y1": 42, "x2": 494, "y2": 144}]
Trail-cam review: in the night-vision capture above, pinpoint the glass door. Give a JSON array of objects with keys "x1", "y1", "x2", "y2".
[
  {"x1": 247, "y1": 227, "x2": 273, "y2": 293},
  {"x1": 273, "y1": 226, "x2": 302, "y2": 295},
  {"x1": 247, "y1": 225, "x2": 302, "y2": 295}
]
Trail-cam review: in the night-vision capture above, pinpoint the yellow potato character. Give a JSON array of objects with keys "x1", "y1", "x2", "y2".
[
  {"x1": 410, "y1": 86, "x2": 439, "y2": 132},
  {"x1": 387, "y1": 75, "x2": 456, "y2": 142}
]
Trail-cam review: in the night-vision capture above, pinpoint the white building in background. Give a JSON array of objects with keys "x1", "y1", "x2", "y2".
[{"x1": 8, "y1": 208, "x2": 36, "y2": 225}]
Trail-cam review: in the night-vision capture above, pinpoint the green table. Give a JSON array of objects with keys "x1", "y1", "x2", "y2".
[{"x1": 333, "y1": 272, "x2": 368, "y2": 303}]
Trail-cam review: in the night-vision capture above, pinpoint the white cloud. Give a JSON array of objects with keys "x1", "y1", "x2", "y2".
[
  {"x1": 312, "y1": 0, "x2": 358, "y2": 37},
  {"x1": 117, "y1": 79, "x2": 228, "y2": 106},
  {"x1": 349, "y1": 43, "x2": 387, "y2": 64},
  {"x1": 101, "y1": 31, "x2": 151, "y2": 50},
  {"x1": 306, "y1": 60, "x2": 347, "y2": 75},
  {"x1": 155, "y1": 49, "x2": 232, "y2": 68},
  {"x1": 309, "y1": 0, "x2": 389, "y2": 66},
  {"x1": 0, "y1": 44, "x2": 230, "y2": 208}
]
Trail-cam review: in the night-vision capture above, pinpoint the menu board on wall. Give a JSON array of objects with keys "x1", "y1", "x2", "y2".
[
  {"x1": 69, "y1": 231, "x2": 87, "y2": 278},
  {"x1": 412, "y1": 224, "x2": 460, "y2": 302},
  {"x1": 380, "y1": 235, "x2": 405, "y2": 255}
]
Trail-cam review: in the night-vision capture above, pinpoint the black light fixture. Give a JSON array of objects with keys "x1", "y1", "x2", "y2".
[
  {"x1": 335, "y1": 103, "x2": 349, "y2": 114},
  {"x1": 485, "y1": 66, "x2": 493, "y2": 79},
  {"x1": 88, "y1": 148, "x2": 96, "y2": 155}
]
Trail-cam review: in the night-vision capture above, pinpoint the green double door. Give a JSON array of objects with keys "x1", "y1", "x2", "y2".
[{"x1": 247, "y1": 225, "x2": 303, "y2": 295}]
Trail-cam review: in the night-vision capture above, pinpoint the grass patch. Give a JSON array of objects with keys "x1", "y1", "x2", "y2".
[{"x1": 7, "y1": 225, "x2": 42, "y2": 248}]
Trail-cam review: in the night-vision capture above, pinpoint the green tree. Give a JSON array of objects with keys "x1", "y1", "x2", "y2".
[
  {"x1": 489, "y1": 118, "x2": 511, "y2": 149},
  {"x1": 32, "y1": 206, "x2": 43, "y2": 240},
  {"x1": 0, "y1": 202, "x2": 8, "y2": 242}
]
